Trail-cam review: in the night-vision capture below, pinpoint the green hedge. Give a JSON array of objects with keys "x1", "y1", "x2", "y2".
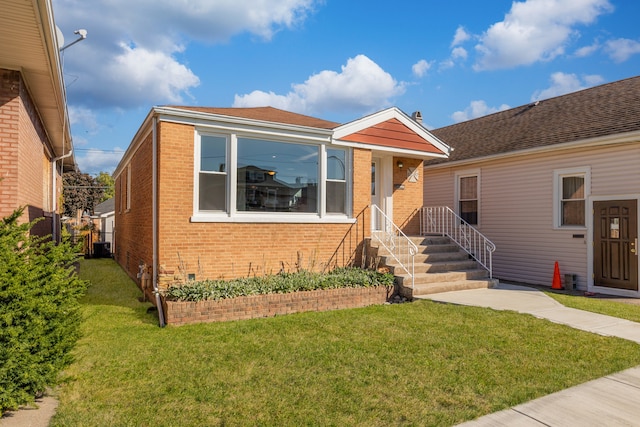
[
  {"x1": 0, "y1": 208, "x2": 87, "y2": 413},
  {"x1": 162, "y1": 267, "x2": 394, "y2": 302}
]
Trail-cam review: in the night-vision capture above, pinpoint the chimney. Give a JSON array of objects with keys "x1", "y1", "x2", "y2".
[{"x1": 411, "y1": 111, "x2": 423, "y2": 124}]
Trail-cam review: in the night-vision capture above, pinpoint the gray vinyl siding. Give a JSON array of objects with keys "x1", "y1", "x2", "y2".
[{"x1": 424, "y1": 141, "x2": 640, "y2": 290}]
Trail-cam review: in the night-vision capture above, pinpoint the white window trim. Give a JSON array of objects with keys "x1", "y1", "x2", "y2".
[
  {"x1": 192, "y1": 130, "x2": 354, "y2": 223},
  {"x1": 454, "y1": 169, "x2": 480, "y2": 226},
  {"x1": 553, "y1": 166, "x2": 591, "y2": 229},
  {"x1": 125, "y1": 164, "x2": 131, "y2": 211}
]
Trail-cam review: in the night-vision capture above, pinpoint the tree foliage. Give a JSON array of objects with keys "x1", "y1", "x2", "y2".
[
  {"x1": 62, "y1": 171, "x2": 103, "y2": 216},
  {"x1": 95, "y1": 171, "x2": 115, "y2": 203},
  {"x1": 0, "y1": 208, "x2": 87, "y2": 413}
]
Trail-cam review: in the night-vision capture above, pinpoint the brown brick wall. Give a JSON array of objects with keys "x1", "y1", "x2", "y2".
[
  {"x1": 114, "y1": 125, "x2": 154, "y2": 279},
  {"x1": 153, "y1": 121, "x2": 371, "y2": 283},
  {"x1": 0, "y1": 69, "x2": 56, "y2": 236},
  {"x1": 162, "y1": 285, "x2": 391, "y2": 325},
  {"x1": 392, "y1": 157, "x2": 424, "y2": 235},
  {"x1": 0, "y1": 70, "x2": 21, "y2": 218}
]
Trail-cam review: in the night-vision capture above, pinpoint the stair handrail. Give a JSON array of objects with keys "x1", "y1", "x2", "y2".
[
  {"x1": 420, "y1": 206, "x2": 496, "y2": 278},
  {"x1": 371, "y1": 204, "x2": 417, "y2": 289}
]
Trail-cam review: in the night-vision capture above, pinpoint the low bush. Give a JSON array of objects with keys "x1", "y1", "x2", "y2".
[
  {"x1": 162, "y1": 267, "x2": 394, "y2": 302},
  {"x1": 0, "y1": 208, "x2": 87, "y2": 414}
]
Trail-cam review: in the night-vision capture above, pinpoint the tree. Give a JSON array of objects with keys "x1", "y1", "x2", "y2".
[
  {"x1": 95, "y1": 171, "x2": 115, "y2": 203},
  {"x1": 62, "y1": 171, "x2": 103, "y2": 217}
]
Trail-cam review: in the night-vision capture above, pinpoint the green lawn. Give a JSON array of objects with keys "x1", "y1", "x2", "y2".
[
  {"x1": 546, "y1": 291, "x2": 640, "y2": 323},
  {"x1": 51, "y1": 259, "x2": 640, "y2": 426}
]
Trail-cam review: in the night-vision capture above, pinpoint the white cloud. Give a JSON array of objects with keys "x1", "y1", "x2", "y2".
[
  {"x1": 574, "y1": 42, "x2": 600, "y2": 57},
  {"x1": 531, "y1": 72, "x2": 604, "y2": 101},
  {"x1": 451, "y1": 26, "x2": 471, "y2": 47},
  {"x1": 604, "y1": 38, "x2": 640, "y2": 62},
  {"x1": 451, "y1": 47, "x2": 468, "y2": 60},
  {"x1": 451, "y1": 100, "x2": 510, "y2": 123},
  {"x1": 53, "y1": 0, "x2": 320, "y2": 108},
  {"x1": 233, "y1": 55, "x2": 405, "y2": 115},
  {"x1": 76, "y1": 149, "x2": 125, "y2": 175},
  {"x1": 68, "y1": 106, "x2": 99, "y2": 132},
  {"x1": 412, "y1": 59, "x2": 433, "y2": 78},
  {"x1": 474, "y1": 0, "x2": 613, "y2": 70}
]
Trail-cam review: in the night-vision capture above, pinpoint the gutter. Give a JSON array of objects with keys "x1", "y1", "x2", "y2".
[
  {"x1": 152, "y1": 116, "x2": 166, "y2": 327},
  {"x1": 51, "y1": 148, "x2": 73, "y2": 241}
]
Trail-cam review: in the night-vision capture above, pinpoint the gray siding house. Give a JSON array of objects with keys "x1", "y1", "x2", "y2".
[{"x1": 424, "y1": 76, "x2": 640, "y2": 298}]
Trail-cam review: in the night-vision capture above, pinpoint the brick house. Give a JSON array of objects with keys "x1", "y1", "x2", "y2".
[
  {"x1": 113, "y1": 106, "x2": 451, "y2": 316},
  {"x1": 425, "y1": 76, "x2": 640, "y2": 298},
  {"x1": 0, "y1": 0, "x2": 76, "y2": 239}
]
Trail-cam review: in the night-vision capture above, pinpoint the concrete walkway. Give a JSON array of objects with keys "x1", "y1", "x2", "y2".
[{"x1": 418, "y1": 283, "x2": 640, "y2": 426}]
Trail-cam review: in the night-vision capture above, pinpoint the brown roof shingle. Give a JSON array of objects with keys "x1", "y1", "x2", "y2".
[
  {"x1": 165, "y1": 106, "x2": 339, "y2": 130},
  {"x1": 428, "y1": 75, "x2": 640, "y2": 165}
]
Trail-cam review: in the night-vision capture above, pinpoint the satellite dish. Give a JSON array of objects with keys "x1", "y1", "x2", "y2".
[{"x1": 56, "y1": 26, "x2": 65, "y2": 50}]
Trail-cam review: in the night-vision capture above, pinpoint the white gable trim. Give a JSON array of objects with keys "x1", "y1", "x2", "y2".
[{"x1": 333, "y1": 107, "x2": 452, "y2": 155}]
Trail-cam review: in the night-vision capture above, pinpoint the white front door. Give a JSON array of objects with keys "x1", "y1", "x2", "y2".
[{"x1": 371, "y1": 156, "x2": 393, "y2": 231}]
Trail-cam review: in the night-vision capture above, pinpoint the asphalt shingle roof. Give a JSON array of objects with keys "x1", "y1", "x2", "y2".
[
  {"x1": 428, "y1": 75, "x2": 640, "y2": 165},
  {"x1": 165, "y1": 106, "x2": 340, "y2": 130}
]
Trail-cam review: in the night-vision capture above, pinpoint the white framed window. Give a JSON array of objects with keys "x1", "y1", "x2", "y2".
[
  {"x1": 553, "y1": 167, "x2": 590, "y2": 228},
  {"x1": 193, "y1": 131, "x2": 351, "y2": 222},
  {"x1": 455, "y1": 170, "x2": 479, "y2": 225}
]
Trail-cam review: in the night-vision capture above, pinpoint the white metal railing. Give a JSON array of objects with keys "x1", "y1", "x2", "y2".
[
  {"x1": 420, "y1": 206, "x2": 496, "y2": 278},
  {"x1": 371, "y1": 204, "x2": 418, "y2": 288}
]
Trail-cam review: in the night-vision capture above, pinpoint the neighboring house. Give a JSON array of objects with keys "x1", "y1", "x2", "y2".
[
  {"x1": 92, "y1": 198, "x2": 115, "y2": 252},
  {"x1": 113, "y1": 106, "x2": 450, "y2": 303},
  {"x1": 0, "y1": 0, "x2": 76, "y2": 239},
  {"x1": 424, "y1": 76, "x2": 640, "y2": 298}
]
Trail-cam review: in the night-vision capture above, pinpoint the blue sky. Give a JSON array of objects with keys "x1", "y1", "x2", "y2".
[{"x1": 52, "y1": 0, "x2": 640, "y2": 175}]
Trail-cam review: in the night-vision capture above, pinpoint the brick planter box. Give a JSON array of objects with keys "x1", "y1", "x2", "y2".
[{"x1": 162, "y1": 285, "x2": 393, "y2": 326}]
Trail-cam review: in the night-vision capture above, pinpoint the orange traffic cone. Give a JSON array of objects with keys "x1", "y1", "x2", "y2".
[{"x1": 551, "y1": 261, "x2": 562, "y2": 290}]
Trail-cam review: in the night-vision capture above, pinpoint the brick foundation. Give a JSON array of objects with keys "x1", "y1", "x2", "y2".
[{"x1": 162, "y1": 285, "x2": 392, "y2": 325}]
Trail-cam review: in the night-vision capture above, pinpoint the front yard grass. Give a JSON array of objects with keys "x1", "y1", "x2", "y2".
[
  {"x1": 546, "y1": 291, "x2": 640, "y2": 323},
  {"x1": 51, "y1": 259, "x2": 640, "y2": 426}
]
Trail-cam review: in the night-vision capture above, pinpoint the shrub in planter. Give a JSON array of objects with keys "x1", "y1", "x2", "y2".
[
  {"x1": 163, "y1": 267, "x2": 394, "y2": 302},
  {"x1": 0, "y1": 208, "x2": 87, "y2": 413}
]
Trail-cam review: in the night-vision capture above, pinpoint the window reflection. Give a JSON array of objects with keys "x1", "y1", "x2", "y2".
[{"x1": 236, "y1": 138, "x2": 318, "y2": 212}]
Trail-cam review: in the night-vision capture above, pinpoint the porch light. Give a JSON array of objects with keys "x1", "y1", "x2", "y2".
[{"x1": 397, "y1": 160, "x2": 404, "y2": 169}]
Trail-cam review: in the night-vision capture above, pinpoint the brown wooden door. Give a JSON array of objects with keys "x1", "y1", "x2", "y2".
[{"x1": 594, "y1": 200, "x2": 638, "y2": 290}]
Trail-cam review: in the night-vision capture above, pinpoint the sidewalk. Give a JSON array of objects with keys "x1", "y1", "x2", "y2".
[{"x1": 418, "y1": 283, "x2": 640, "y2": 426}]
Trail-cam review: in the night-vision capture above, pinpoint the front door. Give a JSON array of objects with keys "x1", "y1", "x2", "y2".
[{"x1": 593, "y1": 200, "x2": 638, "y2": 290}]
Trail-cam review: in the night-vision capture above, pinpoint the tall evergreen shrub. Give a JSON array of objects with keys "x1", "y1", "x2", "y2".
[{"x1": 0, "y1": 208, "x2": 87, "y2": 413}]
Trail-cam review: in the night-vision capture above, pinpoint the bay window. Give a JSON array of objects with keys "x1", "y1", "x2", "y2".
[{"x1": 195, "y1": 131, "x2": 350, "y2": 221}]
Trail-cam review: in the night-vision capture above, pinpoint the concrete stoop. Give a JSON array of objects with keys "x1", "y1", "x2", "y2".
[{"x1": 373, "y1": 235, "x2": 497, "y2": 299}]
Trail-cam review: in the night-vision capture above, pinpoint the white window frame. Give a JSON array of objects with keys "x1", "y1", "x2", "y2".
[
  {"x1": 192, "y1": 130, "x2": 353, "y2": 223},
  {"x1": 125, "y1": 164, "x2": 131, "y2": 211},
  {"x1": 454, "y1": 169, "x2": 480, "y2": 226},
  {"x1": 553, "y1": 167, "x2": 590, "y2": 229}
]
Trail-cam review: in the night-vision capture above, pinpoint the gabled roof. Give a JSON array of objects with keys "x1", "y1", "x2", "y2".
[
  {"x1": 0, "y1": 0, "x2": 75, "y2": 168},
  {"x1": 334, "y1": 107, "x2": 451, "y2": 158},
  {"x1": 94, "y1": 198, "x2": 115, "y2": 215},
  {"x1": 428, "y1": 75, "x2": 640, "y2": 166},
  {"x1": 165, "y1": 106, "x2": 339, "y2": 129}
]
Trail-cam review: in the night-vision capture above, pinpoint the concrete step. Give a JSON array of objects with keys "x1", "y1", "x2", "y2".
[
  {"x1": 398, "y1": 278, "x2": 499, "y2": 298},
  {"x1": 380, "y1": 251, "x2": 469, "y2": 265},
  {"x1": 387, "y1": 259, "x2": 479, "y2": 274},
  {"x1": 395, "y1": 269, "x2": 490, "y2": 286}
]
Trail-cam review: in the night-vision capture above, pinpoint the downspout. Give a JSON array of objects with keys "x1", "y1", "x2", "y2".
[
  {"x1": 152, "y1": 116, "x2": 166, "y2": 327},
  {"x1": 51, "y1": 148, "x2": 73, "y2": 242}
]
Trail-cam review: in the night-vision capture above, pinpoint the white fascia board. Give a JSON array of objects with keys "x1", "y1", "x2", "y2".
[
  {"x1": 331, "y1": 139, "x2": 449, "y2": 159},
  {"x1": 155, "y1": 107, "x2": 334, "y2": 143},
  {"x1": 424, "y1": 130, "x2": 640, "y2": 170},
  {"x1": 333, "y1": 107, "x2": 452, "y2": 155}
]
